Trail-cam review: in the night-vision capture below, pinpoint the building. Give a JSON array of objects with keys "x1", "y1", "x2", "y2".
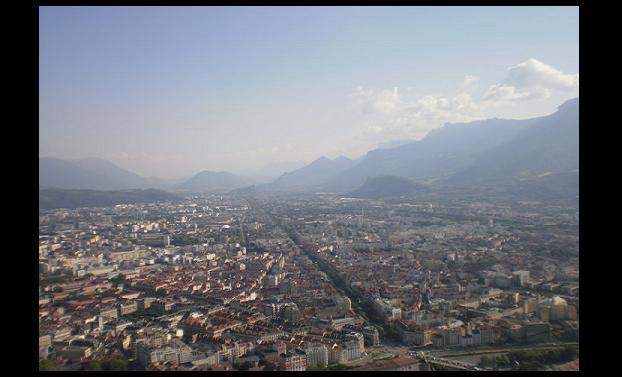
[
  {"x1": 328, "y1": 316, "x2": 356, "y2": 330},
  {"x1": 522, "y1": 322, "x2": 552, "y2": 343},
  {"x1": 341, "y1": 334, "x2": 365, "y2": 362},
  {"x1": 280, "y1": 352, "x2": 307, "y2": 371},
  {"x1": 281, "y1": 303, "x2": 301, "y2": 322},
  {"x1": 266, "y1": 274, "x2": 279, "y2": 286},
  {"x1": 432, "y1": 334, "x2": 444, "y2": 348},
  {"x1": 521, "y1": 297, "x2": 539, "y2": 314},
  {"x1": 460, "y1": 334, "x2": 480, "y2": 347},
  {"x1": 305, "y1": 344, "x2": 328, "y2": 368},
  {"x1": 263, "y1": 302, "x2": 283, "y2": 317},
  {"x1": 138, "y1": 297, "x2": 157, "y2": 311},
  {"x1": 362, "y1": 326, "x2": 380, "y2": 346},
  {"x1": 39, "y1": 262, "x2": 50, "y2": 274},
  {"x1": 140, "y1": 234, "x2": 170, "y2": 247},
  {"x1": 328, "y1": 344, "x2": 345, "y2": 364},
  {"x1": 39, "y1": 346, "x2": 50, "y2": 360},
  {"x1": 59, "y1": 346, "x2": 92, "y2": 362},
  {"x1": 87, "y1": 265, "x2": 116, "y2": 276},
  {"x1": 134, "y1": 327, "x2": 172, "y2": 351},
  {"x1": 39, "y1": 334, "x2": 52, "y2": 348},
  {"x1": 109, "y1": 249, "x2": 146, "y2": 262},
  {"x1": 479, "y1": 326, "x2": 495, "y2": 344},
  {"x1": 473, "y1": 329, "x2": 482, "y2": 344},
  {"x1": 444, "y1": 328, "x2": 463, "y2": 346},
  {"x1": 119, "y1": 301, "x2": 138, "y2": 316},
  {"x1": 373, "y1": 298, "x2": 399, "y2": 322},
  {"x1": 136, "y1": 339, "x2": 192, "y2": 367},
  {"x1": 512, "y1": 271, "x2": 530, "y2": 287},
  {"x1": 397, "y1": 321, "x2": 432, "y2": 346},
  {"x1": 334, "y1": 296, "x2": 352, "y2": 315},
  {"x1": 151, "y1": 300, "x2": 174, "y2": 313},
  {"x1": 536, "y1": 296, "x2": 577, "y2": 321},
  {"x1": 100, "y1": 307, "x2": 119, "y2": 320},
  {"x1": 391, "y1": 308, "x2": 403, "y2": 321},
  {"x1": 53, "y1": 327, "x2": 73, "y2": 342},
  {"x1": 192, "y1": 350, "x2": 221, "y2": 367}
]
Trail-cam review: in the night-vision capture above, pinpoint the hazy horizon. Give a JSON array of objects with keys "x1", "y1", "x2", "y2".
[
  {"x1": 39, "y1": 96, "x2": 578, "y2": 181},
  {"x1": 40, "y1": 6, "x2": 579, "y2": 179}
]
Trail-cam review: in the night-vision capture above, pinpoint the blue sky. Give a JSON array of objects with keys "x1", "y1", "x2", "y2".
[{"x1": 40, "y1": 6, "x2": 579, "y2": 178}]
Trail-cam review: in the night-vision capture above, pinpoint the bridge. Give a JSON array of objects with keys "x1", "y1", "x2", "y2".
[{"x1": 417, "y1": 352, "x2": 482, "y2": 371}]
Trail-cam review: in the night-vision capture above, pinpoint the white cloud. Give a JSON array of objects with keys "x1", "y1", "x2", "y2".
[
  {"x1": 483, "y1": 58, "x2": 578, "y2": 103},
  {"x1": 372, "y1": 88, "x2": 400, "y2": 113},
  {"x1": 353, "y1": 86, "x2": 401, "y2": 114},
  {"x1": 366, "y1": 125, "x2": 384, "y2": 134},
  {"x1": 407, "y1": 92, "x2": 482, "y2": 121},
  {"x1": 505, "y1": 58, "x2": 579, "y2": 91},
  {"x1": 483, "y1": 84, "x2": 551, "y2": 102},
  {"x1": 353, "y1": 58, "x2": 577, "y2": 148},
  {"x1": 358, "y1": 92, "x2": 484, "y2": 145},
  {"x1": 352, "y1": 85, "x2": 373, "y2": 98},
  {"x1": 452, "y1": 92, "x2": 479, "y2": 111}
]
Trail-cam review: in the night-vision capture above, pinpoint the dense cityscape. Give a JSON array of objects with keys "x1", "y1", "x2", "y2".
[
  {"x1": 38, "y1": 192, "x2": 579, "y2": 371},
  {"x1": 38, "y1": 5, "x2": 580, "y2": 372}
]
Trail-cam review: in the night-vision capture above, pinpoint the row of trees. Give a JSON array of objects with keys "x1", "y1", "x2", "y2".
[
  {"x1": 170, "y1": 235, "x2": 203, "y2": 246},
  {"x1": 480, "y1": 345, "x2": 579, "y2": 370},
  {"x1": 84, "y1": 356, "x2": 129, "y2": 371},
  {"x1": 306, "y1": 363, "x2": 351, "y2": 371},
  {"x1": 39, "y1": 360, "x2": 60, "y2": 371},
  {"x1": 40, "y1": 356, "x2": 130, "y2": 372}
]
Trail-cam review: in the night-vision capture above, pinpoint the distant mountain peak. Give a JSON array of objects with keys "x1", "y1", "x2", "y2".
[
  {"x1": 39, "y1": 157, "x2": 170, "y2": 191},
  {"x1": 178, "y1": 170, "x2": 249, "y2": 193},
  {"x1": 270, "y1": 154, "x2": 358, "y2": 189}
]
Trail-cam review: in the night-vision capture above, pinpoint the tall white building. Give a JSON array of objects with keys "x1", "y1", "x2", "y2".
[
  {"x1": 305, "y1": 344, "x2": 328, "y2": 368},
  {"x1": 512, "y1": 271, "x2": 530, "y2": 287}
]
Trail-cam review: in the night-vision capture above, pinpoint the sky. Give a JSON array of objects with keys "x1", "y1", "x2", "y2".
[{"x1": 39, "y1": 6, "x2": 579, "y2": 179}]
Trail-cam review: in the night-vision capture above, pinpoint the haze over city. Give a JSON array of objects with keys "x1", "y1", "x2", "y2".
[
  {"x1": 38, "y1": 5, "x2": 580, "y2": 372},
  {"x1": 39, "y1": 6, "x2": 578, "y2": 179}
]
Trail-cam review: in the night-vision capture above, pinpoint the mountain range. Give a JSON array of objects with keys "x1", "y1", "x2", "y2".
[
  {"x1": 312, "y1": 97, "x2": 577, "y2": 199},
  {"x1": 268, "y1": 155, "x2": 359, "y2": 191},
  {"x1": 235, "y1": 160, "x2": 309, "y2": 184},
  {"x1": 348, "y1": 175, "x2": 423, "y2": 199},
  {"x1": 177, "y1": 171, "x2": 251, "y2": 193},
  {"x1": 39, "y1": 97, "x2": 579, "y2": 202},
  {"x1": 39, "y1": 158, "x2": 306, "y2": 193}
]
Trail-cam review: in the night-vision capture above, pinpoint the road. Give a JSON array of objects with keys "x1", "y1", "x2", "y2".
[
  {"x1": 428, "y1": 341, "x2": 579, "y2": 358},
  {"x1": 239, "y1": 216, "x2": 247, "y2": 246},
  {"x1": 257, "y1": 204, "x2": 381, "y2": 326}
]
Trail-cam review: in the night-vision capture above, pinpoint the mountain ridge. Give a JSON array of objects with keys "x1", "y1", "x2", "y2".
[
  {"x1": 39, "y1": 97, "x2": 578, "y2": 201},
  {"x1": 269, "y1": 155, "x2": 358, "y2": 191},
  {"x1": 177, "y1": 170, "x2": 251, "y2": 193}
]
